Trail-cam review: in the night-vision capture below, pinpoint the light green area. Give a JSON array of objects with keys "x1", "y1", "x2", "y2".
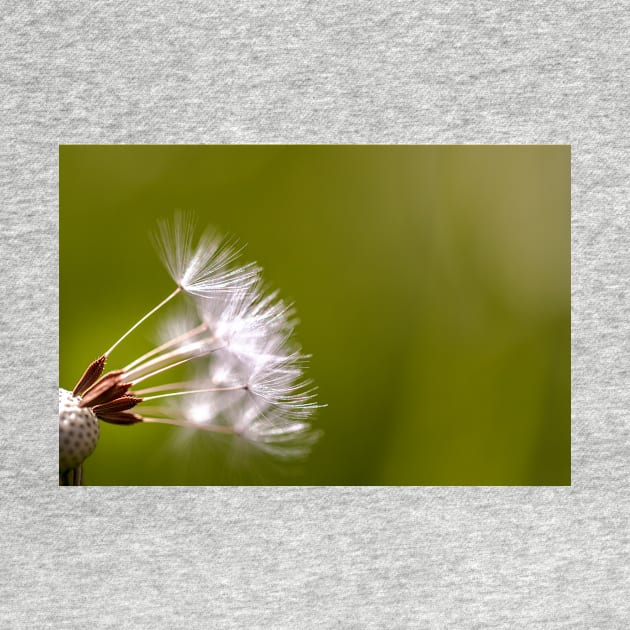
[{"x1": 60, "y1": 145, "x2": 570, "y2": 485}]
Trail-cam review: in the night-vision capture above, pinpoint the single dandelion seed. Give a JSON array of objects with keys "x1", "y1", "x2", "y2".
[
  {"x1": 59, "y1": 214, "x2": 322, "y2": 485},
  {"x1": 153, "y1": 211, "x2": 260, "y2": 299}
]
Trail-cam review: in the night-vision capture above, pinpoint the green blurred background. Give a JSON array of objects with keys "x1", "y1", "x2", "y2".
[{"x1": 60, "y1": 145, "x2": 570, "y2": 485}]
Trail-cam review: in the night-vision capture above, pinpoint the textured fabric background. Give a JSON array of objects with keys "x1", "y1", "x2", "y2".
[{"x1": 1, "y1": 2, "x2": 628, "y2": 628}]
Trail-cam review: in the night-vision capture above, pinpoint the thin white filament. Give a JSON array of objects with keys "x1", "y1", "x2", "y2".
[
  {"x1": 129, "y1": 348, "x2": 224, "y2": 386},
  {"x1": 129, "y1": 357, "x2": 201, "y2": 387},
  {"x1": 123, "y1": 336, "x2": 217, "y2": 382},
  {"x1": 140, "y1": 385, "x2": 248, "y2": 402},
  {"x1": 105, "y1": 287, "x2": 181, "y2": 357},
  {"x1": 123, "y1": 323, "x2": 208, "y2": 372},
  {"x1": 132, "y1": 380, "x2": 218, "y2": 395},
  {"x1": 142, "y1": 417, "x2": 237, "y2": 435}
]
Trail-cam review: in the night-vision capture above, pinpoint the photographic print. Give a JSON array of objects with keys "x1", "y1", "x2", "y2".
[{"x1": 59, "y1": 145, "x2": 569, "y2": 486}]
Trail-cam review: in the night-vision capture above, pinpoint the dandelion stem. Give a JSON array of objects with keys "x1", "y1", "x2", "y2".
[
  {"x1": 131, "y1": 380, "x2": 216, "y2": 395},
  {"x1": 123, "y1": 336, "x2": 217, "y2": 382},
  {"x1": 128, "y1": 357, "x2": 197, "y2": 386},
  {"x1": 105, "y1": 287, "x2": 182, "y2": 357},
  {"x1": 123, "y1": 323, "x2": 208, "y2": 372},
  {"x1": 142, "y1": 417, "x2": 237, "y2": 435},
  {"x1": 140, "y1": 385, "x2": 248, "y2": 402},
  {"x1": 129, "y1": 347, "x2": 224, "y2": 386}
]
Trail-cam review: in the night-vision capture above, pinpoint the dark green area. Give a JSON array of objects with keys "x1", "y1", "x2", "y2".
[{"x1": 60, "y1": 145, "x2": 570, "y2": 485}]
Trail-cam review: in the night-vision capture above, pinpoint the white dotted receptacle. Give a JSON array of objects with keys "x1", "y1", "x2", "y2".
[{"x1": 59, "y1": 388, "x2": 100, "y2": 471}]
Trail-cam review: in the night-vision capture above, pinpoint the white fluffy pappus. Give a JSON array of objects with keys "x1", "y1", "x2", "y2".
[
  {"x1": 153, "y1": 212, "x2": 260, "y2": 297},
  {"x1": 144, "y1": 285, "x2": 321, "y2": 458}
]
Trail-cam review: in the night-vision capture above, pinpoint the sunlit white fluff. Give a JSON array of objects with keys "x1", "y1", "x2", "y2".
[
  {"x1": 131, "y1": 222, "x2": 321, "y2": 459},
  {"x1": 197, "y1": 282, "x2": 296, "y2": 362},
  {"x1": 174, "y1": 376, "x2": 320, "y2": 460},
  {"x1": 147, "y1": 282, "x2": 321, "y2": 458},
  {"x1": 195, "y1": 278, "x2": 319, "y2": 418},
  {"x1": 153, "y1": 212, "x2": 260, "y2": 297}
]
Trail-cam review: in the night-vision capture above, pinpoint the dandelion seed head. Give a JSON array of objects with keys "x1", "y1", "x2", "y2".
[{"x1": 62, "y1": 213, "x2": 322, "y2": 483}]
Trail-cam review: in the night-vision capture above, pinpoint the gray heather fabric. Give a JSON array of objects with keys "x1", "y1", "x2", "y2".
[{"x1": 1, "y1": 2, "x2": 628, "y2": 628}]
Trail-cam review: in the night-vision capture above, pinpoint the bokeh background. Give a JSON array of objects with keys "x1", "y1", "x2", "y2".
[{"x1": 60, "y1": 145, "x2": 569, "y2": 485}]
